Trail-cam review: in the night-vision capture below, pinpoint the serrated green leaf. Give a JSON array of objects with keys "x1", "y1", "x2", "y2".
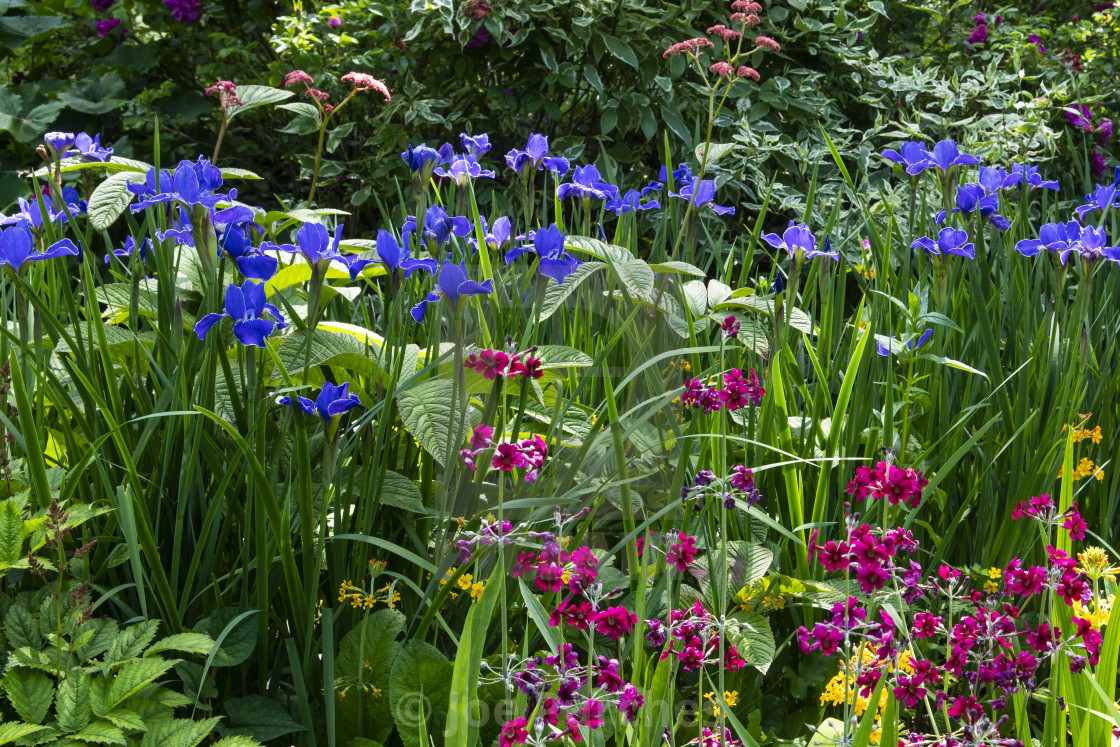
[
  {"x1": 4, "y1": 604, "x2": 40, "y2": 649},
  {"x1": 105, "y1": 658, "x2": 177, "y2": 712},
  {"x1": 88, "y1": 172, "x2": 146, "y2": 232},
  {"x1": 77, "y1": 719, "x2": 127, "y2": 745},
  {"x1": 145, "y1": 632, "x2": 215, "y2": 657},
  {"x1": 56, "y1": 671, "x2": 92, "y2": 732},
  {"x1": 102, "y1": 708, "x2": 146, "y2": 733},
  {"x1": 375, "y1": 470, "x2": 425, "y2": 513},
  {"x1": 2, "y1": 668, "x2": 52, "y2": 724},
  {"x1": 138, "y1": 717, "x2": 220, "y2": 747},
  {"x1": 0, "y1": 501, "x2": 24, "y2": 565},
  {"x1": 727, "y1": 610, "x2": 776, "y2": 673},
  {"x1": 533, "y1": 345, "x2": 593, "y2": 369},
  {"x1": 0, "y1": 722, "x2": 45, "y2": 744},
  {"x1": 104, "y1": 620, "x2": 160, "y2": 668}
]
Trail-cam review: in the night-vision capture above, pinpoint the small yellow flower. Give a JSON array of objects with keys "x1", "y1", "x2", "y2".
[
  {"x1": 470, "y1": 581, "x2": 485, "y2": 600},
  {"x1": 457, "y1": 573, "x2": 474, "y2": 591}
]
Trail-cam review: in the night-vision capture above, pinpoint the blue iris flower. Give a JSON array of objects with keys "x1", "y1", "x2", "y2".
[
  {"x1": 1074, "y1": 178, "x2": 1120, "y2": 221},
  {"x1": 0, "y1": 189, "x2": 84, "y2": 229},
  {"x1": 401, "y1": 143, "x2": 444, "y2": 173},
  {"x1": 1010, "y1": 163, "x2": 1059, "y2": 191},
  {"x1": 374, "y1": 229, "x2": 437, "y2": 277},
  {"x1": 935, "y1": 183, "x2": 1010, "y2": 230},
  {"x1": 43, "y1": 132, "x2": 76, "y2": 156},
  {"x1": 279, "y1": 381, "x2": 362, "y2": 428},
  {"x1": 219, "y1": 224, "x2": 277, "y2": 280},
  {"x1": 0, "y1": 221, "x2": 80, "y2": 275},
  {"x1": 926, "y1": 140, "x2": 981, "y2": 173},
  {"x1": 104, "y1": 235, "x2": 153, "y2": 264},
  {"x1": 880, "y1": 141, "x2": 933, "y2": 175},
  {"x1": 1051, "y1": 223, "x2": 1120, "y2": 265},
  {"x1": 459, "y1": 133, "x2": 491, "y2": 158},
  {"x1": 978, "y1": 166, "x2": 1018, "y2": 193},
  {"x1": 130, "y1": 157, "x2": 237, "y2": 212},
  {"x1": 410, "y1": 259, "x2": 494, "y2": 322},
  {"x1": 557, "y1": 165, "x2": 616, "y2": 201},
  {"x1": 642, "y1": 163, "x2": 693, "y2": 196},
  {"x1": 1014, "y1": 221, "x2": 1080, "y2": 258},
  {"x1": 606, "y1": 189, "x2": 660, "y2": 215},
  {"x1": 403, "y1": 205, "x2": 473, "y2": 248},
  {"x1": 876, "y1": 329, "x2": 933, "y2": 357},
  {"x1": 66, "y1": 133, "x2": 113, "y2": 162},
  {"x1": 194, "y1": 281, "x2": 287, "y2": 347},
  {"x1": 504, "y1": 224, "x2": 581, "y2": 285},
  {"x1": 505, "y1": 133, "x2": 570, "y2": 176},
  {"x1": 911, "y1": 227, "x2": 975, "y2": 259},
  {"x1": 469, "y1": 215, "x2": 512, "y2": 252},
  {"x1": 261, "y1": 222, "x2": 374, "y2": 281},
  {"x1": 435, "y1": 154, "x2": 496, "y2": 185},
  {"x1": 669, "y1": 177, "x2": 734, "y2": 215},
  {"x1": 761, "y1": 221, "x2": 839, "y2": 260}
]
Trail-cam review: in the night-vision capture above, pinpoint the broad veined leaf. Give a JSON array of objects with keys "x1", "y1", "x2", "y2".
[
  {"x1": 695, "y1": 142, "x2": 738, "y2": 164},
  {"x1": 397, "y1": 379, "x2": 480, "y2": 465},
  {"x1": 56, "y1": 671, "x2": 92, "y2": 732},
  {"x1": 2, "y1": 668, "x2": 52, "y2": 724},
  {"x1": 225, "y1": 85, "x2": 295, "y2": 122},
  {"x1": 138, "y1": 717, "x2": 220, "y2": 747},
  {"x1": 727, "y1": 610, "x2": 777, "y2": 673},
  {"x1": 0, "y1": 500, "x2": 24, "y2": 566},
  {"x1": 538, "y1": 261, "x2": 606, "y2": 320},
  {"x1": 222, "y1": 695, "x2": 306, "y2": 742},
  {"x1": 335, "y1": 609, "x2": 405, "y2": 746},
  {"x1": 145, "y1": 632, "x2": 217, "y2": 657},
  {"x1": 105, "y1": 658, "x2": 178, "y2": 712},
  {"x1": 88, "y1": 172, "x2": 147, "y2": 231},
  {"x1": 388, "y1": 641, "x2": 453, "y2": 747}
]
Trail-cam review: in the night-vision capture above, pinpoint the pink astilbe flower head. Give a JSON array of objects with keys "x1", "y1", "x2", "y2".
[
  {"x1": 305, "y1": 88, "x2": 330, "y2": 103},
  {"x1": 710, "y1": 61, "x2": 734, "y2": 78},
  {"x1": 663, "y1": 37, "x2": 715, "y2": 58},
  {"x1": 737, "y1": 66, "x2": 761, "y2": 81},
  {"x1": 707, "y1": 24, "x2": 742, "y2": 41},
  {"x1": 754, "y1": 35, "x2": 781, "y2": 51},
  {"x1": 205, "y1": 80, "x2": 242, "y2": 111},
  {"x1": 284, "y1": 69, "x2": 314, "y2": 88},
  {"x1": 342, "y1": 72, "x2": 391, "y2": 101}
]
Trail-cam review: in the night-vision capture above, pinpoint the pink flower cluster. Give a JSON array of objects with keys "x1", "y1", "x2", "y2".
[
  {"x1": 515, "y1": 542, "x2": 599, "y2": 596},
  {"x1": 707, "y1": 24, "x2": 742, "y2": 42},
  {"x1": 664, "y1": 532, "x2": 697, "y2": 570},
  {"x1": 681, "y1": 367, "x2": 764, "y2": 412},
  {"x1": 341, "y1": 71, "x2": 391, "y2": 102},
  {"x1": 845, "y1": 461, "x2": 929, "y2": 509},
  {"x1": 721, "y1": 314, "x2": 740, "y2": 337},
  {"x1": 463, "y1": 346, "x2": 543, "y2": 380},
  {"x1": 1012, "y1": 493, "x2": 1087, "y2": 540},
  {"x1": 205, "y1": 80, "x2": 242, "y2": 111},
  {"x1": 650, "y1": 601, "x2": 747, "y2": 673},
  {"x1": 663, "y1": 37, "x2": 715, "y2": 58},
  {"x1": 494, "y1": 642, "x2": 644, "y2": 745},
  {"x1": 459, "y1": 425, "x2": 547, "y2": 482},
  {"x1": 808, "y1": 523, "x2": 920, "y2": 593}
]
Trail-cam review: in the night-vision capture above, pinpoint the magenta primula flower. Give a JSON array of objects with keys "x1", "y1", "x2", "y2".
[{"x1": 593, "y1": 606, "x2": 637, "y2": 640}]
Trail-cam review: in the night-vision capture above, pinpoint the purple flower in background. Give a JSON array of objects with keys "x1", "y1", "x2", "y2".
[
  {"x1": 1074, "y1": 176, "x2": 1120, "y2": 220},
  {"x1": 95, "y1": 18, "x2": 121, "y2": 37},
  {"x1": 403, "y1": 205, "x2": 472, "y2": 248},
  {"x1": 967, "y1": 24, "x2": 987, "y2": 45},
  {"x1": 972, "y1": 12, "x2": 985, "y2": 23},
  {"x1": 505, "y1": 224, "x2": 581, "y2": 285},
  {"x1": 1028, "y1": 34, "x2": 1046, "y2": 52},
  {"x1": 410, "y1": 259, "x2": 494, "y2": 322},
  {"x1": 328, "y1": 16, "x2": 341, "y2": 29},
  {"x1": 911, "y1": 228, "x2": 975, "y2": 259},
  {"x1": 642, "y1": 163, "x2": 693, "y2": 195},
  {"x1": 465, "y1": 27, "x2": 492, "y2": 48},
  {"x1": 669, "y1": 177, "x2": 734, "y2": 215},
  {"x1": 1066, "y1": 104, "x2": 1092, "y2": 130},
  {"x1": 280, "y1": 382, "x2": 362, "y2": 428},
  {"x1": 164, "y1": 0, "x2": 201, "y2": 21},
  {"x1": 90, "y1": 0, "x2": 115, "y2": 9},
  {"x1": 0, "y1": 221, "x2": 81, "y2": 275},
  {"x1": 762, "y1": 221, "x2": 838, "y2": 260},
  {"x1": 978, "y1": 165, "x2": 1018, "y2": 193},
  {"x1": 1098, "y1": 120, "x2": 1113, "y2": 143},
  {"x1": 43, "y1": 132, "x2": 75, "y2": 155},
  {"x1": 401, "y1": 143, "x2": 443, "y2": 174},
  {"x1": 435, "y1": 154, "x2": 495, "y2": 185},
  {"x1": 881, "y1": 141, "x2": 933, "y2": 174},
  {"x1": 195, "y1": 281, "x2": 287, "y2": 347},
  {"x1": 0, "y1": 189, "x2": 84, "y2": 229},
  {"x1": 1091, "y1": 149, "x2": 1108, "y2": 178},
  {"x1": 459, "y1": 132, "x2": 491, "y2": 157}
]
